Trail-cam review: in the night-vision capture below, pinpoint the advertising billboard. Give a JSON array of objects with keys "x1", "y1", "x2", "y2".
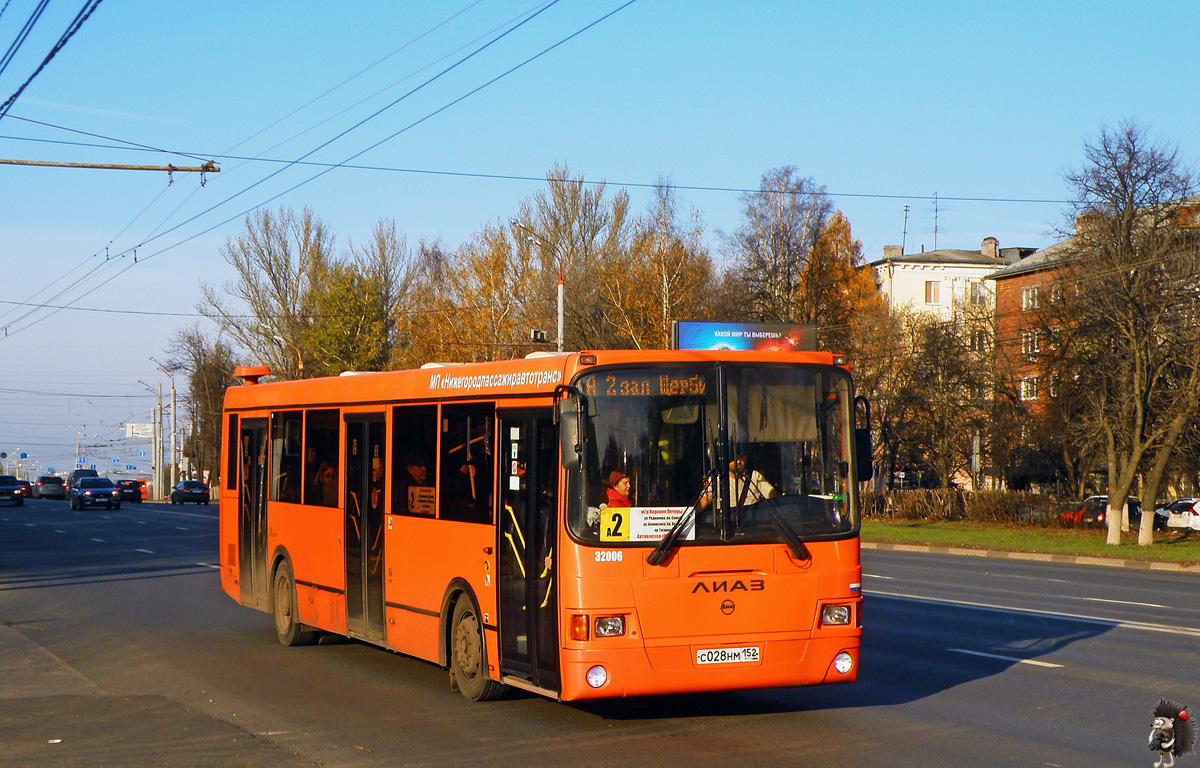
[{"x1": 671, "y1": 321, "x2": 817, "y2": 352}]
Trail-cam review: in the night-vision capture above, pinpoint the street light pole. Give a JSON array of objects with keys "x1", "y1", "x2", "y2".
[{"x1": 510, "y1": 220, "x2": 565, "y2": 352}]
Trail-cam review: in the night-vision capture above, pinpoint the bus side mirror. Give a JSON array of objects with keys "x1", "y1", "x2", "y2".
[
  {"x1": 556, "y1": 387, "x2": 584, "y2": 471},
  {"x1": 853, "y1": 395, "x2": 873, "y2": 483},
  {"x1": 855, "y1": 428, "x2": 873, "y2": 483}
]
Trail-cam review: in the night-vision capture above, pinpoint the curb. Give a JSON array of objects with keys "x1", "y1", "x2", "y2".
[{"x1": 862, "y1": 541, "x2": 1200, "y2": 573}]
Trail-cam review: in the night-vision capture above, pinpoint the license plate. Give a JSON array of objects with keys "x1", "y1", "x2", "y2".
[{"x1": 695, "y1": 646, "x2": 760, "y2": 665}]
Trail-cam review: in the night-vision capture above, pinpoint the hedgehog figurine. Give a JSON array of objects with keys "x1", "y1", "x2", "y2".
[{"x1": 1149, "y1": 698, "x2": 1195, "y2": 768}]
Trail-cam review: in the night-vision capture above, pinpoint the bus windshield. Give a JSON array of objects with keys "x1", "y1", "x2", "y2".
[{"x1": 568, "y1": 364, "x2": 858, "y2": 547}]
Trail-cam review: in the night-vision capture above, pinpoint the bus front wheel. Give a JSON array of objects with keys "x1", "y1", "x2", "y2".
[
  {"x1": 450, "y1": 598, "x2": 505, "y2": 701},
  {"x1": 273, "y1": 560, "x2": 315, "y2": 647}
]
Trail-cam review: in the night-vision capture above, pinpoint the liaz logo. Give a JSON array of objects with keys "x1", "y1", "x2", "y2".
[{"x1": 691, "y1": 579, "x2": 765, "y2": 594}]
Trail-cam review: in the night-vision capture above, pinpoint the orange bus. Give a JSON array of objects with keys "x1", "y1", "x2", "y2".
[{"x1": 218, "y1": 349, "x2": 868, "y2": 701}]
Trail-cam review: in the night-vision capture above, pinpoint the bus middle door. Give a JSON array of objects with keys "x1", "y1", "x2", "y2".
[
  {"x1": 238, "y1": 418, "x2": 269, "y2": 609},
  {"x1": 344, "y1": 413, "x2": 387, "y2": 644},
  {"x1": 497, "y1": 411, "x2": 560, "y2": 694}
]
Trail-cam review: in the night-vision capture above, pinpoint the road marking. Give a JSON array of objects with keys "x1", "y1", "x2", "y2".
[
  {"x1": 135, "y1": 521, "x2": 146, "y2": 525},
  {"x1": 176, "y1": 527, "x2": 190, "y2": 531},
  {"x1": 90, "y1": 538, "x2": 104, "y2": 543},
  {"x1": 869, "y1": 590, "x2": 1200, "y2": 638},
  {"x1": 947, "y1": 648, "x2": 1063, "y2": 668},
  {"x1": 1075, "y1": 596, "x2": 1165, "y2": 608},
  {"x1": 55, "y1": 530, "x2": 65, "y2": 534},
  {"x1": 137, "y1": 549, "x2": 155, "y2": 554},
  {"x1": 197, "y1": 563, "x2": 219, "y2": 569},
  {"x1": 25, "y1": 523, "x2": 35, "y2": 527},
  {"x1": 863, "y1": 573, "x2": 895, "y2": 580},
  {"x1": 991, "y1": 573, "x2": 1070, "y2": 584}
]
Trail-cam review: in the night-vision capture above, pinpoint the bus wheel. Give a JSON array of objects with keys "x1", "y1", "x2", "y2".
[
  {"x1": 273, "y1": 560, "x2": 315, "y2": 647},
  {"x1": 450, "y1": 598, "x2": 505, "y2": 701}
]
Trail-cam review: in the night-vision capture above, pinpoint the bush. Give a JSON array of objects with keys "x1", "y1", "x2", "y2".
[{"x1": 861, "y1": 489, "x2": 1062, "y2": 526}]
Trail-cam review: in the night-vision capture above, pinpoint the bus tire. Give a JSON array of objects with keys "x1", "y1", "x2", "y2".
[
  {"x1": 450, "y1": 597, "x2": 505, "y2": 701},
  {"x1": 273, "y1": 559, "x2": 315, "y2": 647}
]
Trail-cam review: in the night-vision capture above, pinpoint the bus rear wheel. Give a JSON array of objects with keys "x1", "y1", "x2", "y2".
[
  {"x1": 273, "y1": 560, "x2": 315, "y2": 647},
  {"x1": 450, "y1": 598, "x2": 505, "y2": 701}
]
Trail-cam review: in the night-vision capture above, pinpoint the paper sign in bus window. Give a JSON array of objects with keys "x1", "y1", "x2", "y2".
[{"x1": 600, "y1": 507, "x2": 693, "y2": 542}]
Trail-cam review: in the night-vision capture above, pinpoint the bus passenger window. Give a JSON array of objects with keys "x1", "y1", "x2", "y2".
[
  {"x1": 271, "y1": 410, "x2": 303, "y2": 503},
  {"x1": 439, "y1": 404, "x2": 494, "y2": 524},
  {"x1": 304, "y1": 409, "x2": 340, "y2": 507},
  {"x1": 392, "y1": 405, "x2": 437, "y2": 516}
]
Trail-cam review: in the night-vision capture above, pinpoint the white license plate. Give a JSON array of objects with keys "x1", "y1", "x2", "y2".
[{"x1": 695, "y1": 646, "x2": 760, "y2": 665}]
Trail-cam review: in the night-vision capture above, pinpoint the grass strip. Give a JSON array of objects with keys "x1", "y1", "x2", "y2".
[{"x1": 861, "y1": 519, "x2": 1200, "y2": 567}]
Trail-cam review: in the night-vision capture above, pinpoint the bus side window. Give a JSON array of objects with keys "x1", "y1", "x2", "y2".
[
  {"x1": 392, "y1": 404, "x2": 437, "y2": 517},
  {"x1": 304, "y1": 409, "x2": 340, "y2": 508},
  {"x1": 439, "y1": 404, "x2": 494, "y2": 524},
  {"x1": 271, "y1": 410, "x2": 303, "y2": 504}
]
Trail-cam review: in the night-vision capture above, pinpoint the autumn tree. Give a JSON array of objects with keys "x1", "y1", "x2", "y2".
[
  {"x1": 598, "y1": 180, "x2": 713, "y2": 349},
  {"x1": 1053, "y1": 121, "x2": 1200, "y2": 545}
]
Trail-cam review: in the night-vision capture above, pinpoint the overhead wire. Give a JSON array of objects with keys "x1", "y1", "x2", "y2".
[{"x1": 0, "y1": 0, "x2": 105, "y2": 120}]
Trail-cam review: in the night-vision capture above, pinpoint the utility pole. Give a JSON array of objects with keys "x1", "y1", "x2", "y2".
[{"x1": 170, "y1": 380, "x2": 178, "y2": 492}]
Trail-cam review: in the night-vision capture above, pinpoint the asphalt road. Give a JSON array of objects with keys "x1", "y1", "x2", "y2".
[{"x1": 2, "y1": 498, "x2": 1198, "y2": 767}]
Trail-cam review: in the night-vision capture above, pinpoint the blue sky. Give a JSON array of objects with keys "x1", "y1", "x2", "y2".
[{"x1": 1, "y1": 0, "x2": 1196, "y2": 476}]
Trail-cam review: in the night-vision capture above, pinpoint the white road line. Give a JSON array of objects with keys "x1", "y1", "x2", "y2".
[
  {"x1": 135, "y1": 521, "x2": 147, "y2": 525},
  {"x1": 1075, "y1": 596, "x2": 1165, "y2": 608},
  {"x1": 947, "y1": 648, "x2": 1063, "y2": 668},
  {"x1": 54, "y1": 530, "x2": 65, "y2": 534},
  {"x1": 863, "y1": 573, "x2": 895, "y2": 580},
  {"x1": 25, "y1": 523, "x2": 35, "y2": 527},
  {"x1": 197, "y1": 563, "x2": 219, "y2": 569},
  {"x1": 136, "y1": 549, "x2": 155, "y2": 554},
  {"x1": 176, "y1": 527, "x2": 190, "y2": 531},
  {"x1": 90, "y1": 538, "x2": 104, "y2": 543},
  {"x1": 868, "y1": 590, "x2": 1200, "y2": 637}
]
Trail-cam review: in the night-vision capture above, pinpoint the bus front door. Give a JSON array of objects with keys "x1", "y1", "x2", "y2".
[
  {"x1": 344, "y1": 414, "x2": 387, "y2": 643},
  {"x1": 497, "y1": 412, "x2": 560, "y2": 694},
  {"x1": 238, "y1": 418, "x2": 269, "y2": 609}
]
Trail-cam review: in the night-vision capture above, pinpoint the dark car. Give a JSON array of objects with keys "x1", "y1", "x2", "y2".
[
  {"x1": 32, "y1": 475, "x2": 66, "y2": 499},
  {"x1": 1061, "y1": 495, "x2": 1155, "y2": 528},
  {"x1": 17, "y1": 479, "x2": 32, "y2": 498},
  {"x1": 0, "y1": 475, "x2": 23, "y2": 506},
  {"x1": 115, "y1": 479, "x2": 145, "y2": 503},
  {"x1": 68, "y1": 468, "x2": 100, "y2": 485},
  {"x1": 171, "y1": 480, "x2": 210, "y2": 505},
  {"x1": 69, "y1": 477, "x2": 121, "y2": 510}
]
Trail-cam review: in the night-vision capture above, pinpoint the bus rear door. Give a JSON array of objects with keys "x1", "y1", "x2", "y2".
[
  {"x1": 345, "y1": 413, "x2": 387, "y2": 643},
  {"x1": 238, "y1": 418, "x2": 269, "y2": 609}
]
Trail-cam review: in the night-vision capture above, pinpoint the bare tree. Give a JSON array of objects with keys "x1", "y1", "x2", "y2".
[{"x1": 1055, "y1": 120, "x2": 1200, "y2": 545}]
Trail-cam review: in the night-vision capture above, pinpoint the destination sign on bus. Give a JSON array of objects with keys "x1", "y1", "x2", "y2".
[
  {"x1": 579, "y1": 372, "x2": 707, "y2": 398},
  {"x1": 599, "y1": 506, "x2": 693, "y2": 542}
]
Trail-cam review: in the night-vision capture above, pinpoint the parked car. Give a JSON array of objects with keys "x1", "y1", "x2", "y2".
[
  {"x1": 0, "y1": 475, "x2": 23, "y2": 506},
  {"x1": 32, "y1": 475, "x2": 66, "y2": 499},
  {"x1": 171, "y1": 480, "x2": 210, "y2": 505},
  {"x1": 1061, "y1": 495, "x2": 1147, "y2": 528},
  {"x1": 69, "y1": 477, "x2": 121, "y2": 510},
  {"x1": 1163, "y1": 498, "x2": 1200, "y2": 531},
  {"x1": 115, "y1": 479, "x2": 146, "y2": 503}
]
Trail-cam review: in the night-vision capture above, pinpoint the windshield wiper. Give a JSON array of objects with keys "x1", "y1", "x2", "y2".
[
  {"x1": 646, "y1": 482, "x2": 707, "y2": 566},
  {"x1": 761, "y1": 500, "x2": 811, "y2": 561}
]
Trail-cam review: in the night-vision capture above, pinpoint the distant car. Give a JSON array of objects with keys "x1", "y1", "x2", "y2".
[
  {"x1": 1163, "y1": 498, "x2": 1200, "y2": 531},
  {"x1": 0, "y1": 475, "x2": 23, "y2": 506},
  {"x1": 17, "y1": 479, "x2": 32, "y2": 498},
  {"x1": 32, "y1": 475, "x2": 66, "y2": 499},
  {"x1": 69, "y1": 477, "x2": 121, "y2": 510},
  {"x1": 68, "y1": 468, "x2": 100, "y2": 485},
  {"x1": 171, "y1": 480, "x2": 210, "y2": 505},
  {"x1": 115, "y1": 479, "x2": 145, "y2": 503}
]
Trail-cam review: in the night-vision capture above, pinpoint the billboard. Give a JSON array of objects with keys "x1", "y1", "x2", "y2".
[{"x1": 672, "y1": 321, "x2": 817, "y2": 352}]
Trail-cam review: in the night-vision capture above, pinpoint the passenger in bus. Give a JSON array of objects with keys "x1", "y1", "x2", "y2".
[
  {"x1": 396, "y1": 454, "x2": 431, "y2": 515},
  {"x1": 605, "y1": 471, "x2": 632, "y2": 507},
  {"x1": 315, "y1": 462, "x2": 338, "y2": 506},
  {"x1": 698, "y1": 457, "x2": 778, "y2": 512}
]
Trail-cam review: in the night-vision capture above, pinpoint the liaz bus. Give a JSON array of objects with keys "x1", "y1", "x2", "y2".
[{"x1": 219, "y1": 349, "x2": 868, "y2": 702}]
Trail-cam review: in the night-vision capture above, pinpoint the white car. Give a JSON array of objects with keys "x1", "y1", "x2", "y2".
[{"x1": 1162, "y1": 498, "x2": 1200, "y2": 531}]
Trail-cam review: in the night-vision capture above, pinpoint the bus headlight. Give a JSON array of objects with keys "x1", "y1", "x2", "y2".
[
  {"x1": 585, "y1": 665, "x2": 608, "y2": 688},
  {"x1": 834, "y1": 652, "x2": 854, "y2": 674},
  {"x1": 821, "y1": 605, "x2": 851, "y2": 626},
  {"x1": 594, "y1": 616, "x2": 625, "y2": 637}
]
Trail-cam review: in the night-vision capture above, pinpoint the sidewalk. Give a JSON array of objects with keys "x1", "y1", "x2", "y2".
[{"x1": 862, "y1": 541, "x2": 1200, "y2": 573}]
